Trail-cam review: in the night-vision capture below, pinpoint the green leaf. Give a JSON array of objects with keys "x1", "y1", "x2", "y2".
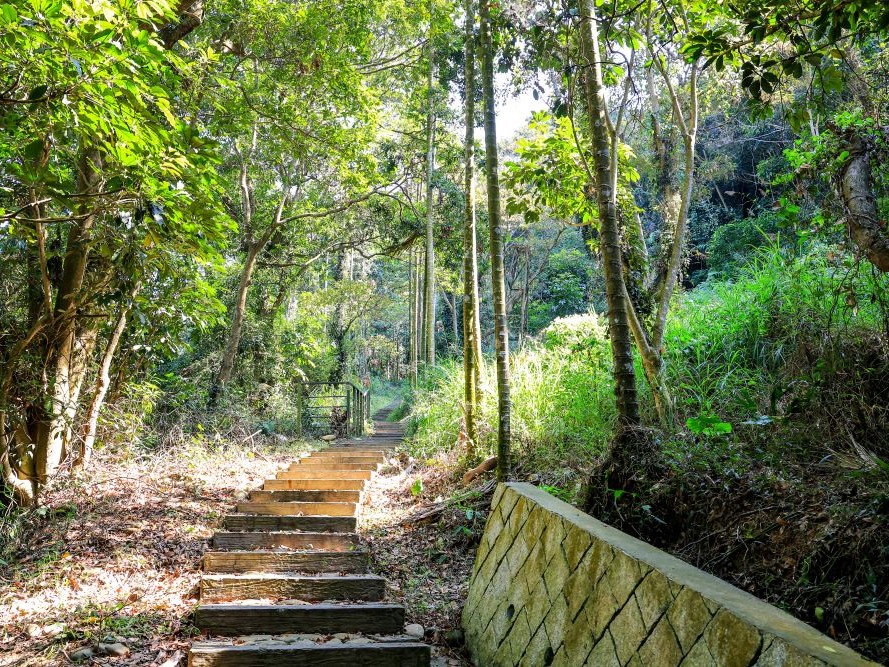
[
  {"x1": 28, "y1": 84, "x2": 48, "y2": 100},
  {"x1": 0, "y1": 4, "x2": 17, "y2": 23},
  {"x1": 686, "y1": 413, "x2": 733, "y2": 437}
]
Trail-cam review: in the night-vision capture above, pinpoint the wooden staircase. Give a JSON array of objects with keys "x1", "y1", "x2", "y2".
[{"x1": 189, "y1": 408, "x2": 431, "y2": 666}]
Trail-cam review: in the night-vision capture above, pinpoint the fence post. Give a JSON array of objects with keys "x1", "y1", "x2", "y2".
[
  {"x1": 295, "y1": 384, "x2": 303, "y2": 438},
  {"x1": 345, "y1": 386, "x2": 351, "y2": 437}
]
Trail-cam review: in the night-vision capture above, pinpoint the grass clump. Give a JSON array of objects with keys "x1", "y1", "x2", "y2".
[
  {"x1": 408, "y1": 313, "x2": 615, "y2": 469},
  {"x1": 664, "y1": 241, "x2": 889, "y2": 465}
]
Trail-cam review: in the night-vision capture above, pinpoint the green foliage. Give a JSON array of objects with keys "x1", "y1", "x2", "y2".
[
  {"x1": 666, "y1": 240, "x2": 889, "y2": 461},
  {"x1": 528, "y1": 250, "x2": 596, "y2": 332},
  {"x1": 706, "y1": 212, "x2": 779, "y2": 278},
  {"x1": 408, "y1": 317, "x2": 615, "y2": 465},
  {"x1": 685, "y1": 413, "x2": 733, "y2": 436},
  {"x1": 503, "y1": 112, "x2": 640, "y2": 233},
  {"x1": 780, "y1": 109, "x2": 889, "y2": 236},
  {"x1": 409, "y1": 239, "x2": 889, "y2": 479},
  {"x1": 540, "y1": 313, "x2": 608, "y2": 354}
]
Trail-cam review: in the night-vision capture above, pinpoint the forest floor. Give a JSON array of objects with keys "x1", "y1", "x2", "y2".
[
  {"x1": 361, "y1": 448, "x2": 482, "y2": 666},
  {"x1": 593, "y1": 442, "x2": 889, "y2": 664},
  {"x1": 0, "y1": 439, "x2": 311, "y2": 666},
  {"x1": 4, "y1": 418, "x2": 886, "y2": 665}
]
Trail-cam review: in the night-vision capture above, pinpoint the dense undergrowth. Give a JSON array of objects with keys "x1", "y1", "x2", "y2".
[{"x1": 405, "y1": 242, "x2": 889, "y2": 661}]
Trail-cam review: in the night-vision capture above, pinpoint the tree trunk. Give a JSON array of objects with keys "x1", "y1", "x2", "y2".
[
  {"x1": 651, "y1": 64, "x2": 698, "y2": 351},
  {"x1": 31, "y1": 147, "x2": 105, "y2": 489},
  {"x1": 75, "y1": 292, "x2": 136, "y2": 469},
  {"x1": 210, "y1": 183, "x2": 287, "y2": 405},
  {"x1": 578, "y1": 0, "x2": 641, "y2": 436},
  {"x1": 480, "y1": 0, "x2": 511, "y2": 481},
  {"x1": 211, "y1": 241, "x2": 261, "y2": 405},
  {"x1": 519, "y1": 245, "x2": 530, "y2": 348},
  {"x1": 417, "y1": 247, "x2": 426, "y2": 367},
  {"x1": 840, "y1": 134, "x2": 889, "y2": 272},
  {"x1": 424, "y1": 26, "x2": 437, "y2": 368},
  {"x1": 446, "y1": 292, "x2": 459, "y2": 343},
  {"x1": 624, "y1": 288, "x2": 672, "y2": 424},
  {"x1": 409, "y1": 247, "x2": 418, "y2": 386}
]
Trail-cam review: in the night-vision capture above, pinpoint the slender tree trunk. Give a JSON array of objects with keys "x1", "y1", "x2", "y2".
[
  {"x1": 75, "y1": 291, "x2": 136, "y2": 469},
  {"x1": 409, "y1": 247, "x2": 418, "y2": 386},
  {"x1": 416, "y1": 248, "x2": 425, "y2": 368},
  {"x1": 618, "y1": 53, "x2": 699, "y2": 425},
  {"x1": 210, "y1": 187, "x2": 287, "y2": 405},
  {"x1": 480, "y1": 0, "x2": 511, "y2": 480},
  {"x1": 651, "y1": 64, "x2": 698, "y2": 350},
  {"x1": 578, "y1": 0, "x2": 640, "y2": 437},
  {"x1": 2, "y1": 190, "x2": 51, "y2": 503},
  {"x1": 424, "y1": 24, "x2": 437, "y2": 368},
  {"x1": 211, "y1": 242, "x2": 261, "y2": 405}
]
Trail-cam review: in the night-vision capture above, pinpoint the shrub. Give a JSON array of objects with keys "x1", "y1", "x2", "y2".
[
  {"x1": 408, "y1": 317, "x2": 615, "y2": 469},
  {"x1": 666, "y1": 241, "x2": 889, "y2": 458},
  {"x1": 706, "y1": 211, "x2": 779, "y2": 279}
]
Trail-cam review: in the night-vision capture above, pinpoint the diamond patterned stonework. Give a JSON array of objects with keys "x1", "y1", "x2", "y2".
[{"x1": 462, "y1": 483, "x2": 878, "y2": 667}]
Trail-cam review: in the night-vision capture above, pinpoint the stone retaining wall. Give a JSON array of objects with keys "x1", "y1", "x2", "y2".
[{"x1": 462, "y1": 483, "x2": 878, "y2": 666}]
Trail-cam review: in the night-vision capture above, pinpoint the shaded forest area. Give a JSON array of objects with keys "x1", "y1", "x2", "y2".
[{"x1": 2, "y1": 0, "x2": 889, "y2": 663}]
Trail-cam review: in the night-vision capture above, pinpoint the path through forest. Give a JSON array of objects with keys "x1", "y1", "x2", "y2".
[{"x1": 188, "y1": 408, "x2": 432, "y2": 666}]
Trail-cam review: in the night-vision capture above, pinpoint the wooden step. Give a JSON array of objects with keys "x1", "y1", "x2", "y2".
[
  {"x1": 211, "y1": 531, "x2": 358, "y2": 551},
  {"x1": 311, "y1": 447, "x2": 386, "y2": 453},
  {"x1": 236, "y1": 502, "x2": 357, "y2": 517},
  {"x1": 310, "y1": 450, "x2": 385, "y2": 458},
  {"x1": 223, "y1": 515, "x2": 356, "y2": 533},
  {"x1": 300, "y1": 455, "x2": 384, "y2": 464},
  {"x1": 189, "y1": 637, "x2": 431, "y2": 667},
  {"x1": 194, "y1": 603, "x2": 405, "y2": 635},
  {"x1": 249, "y1": 489, "x2": 361, "y2": 503},
  {"x1": 289, "y1": 462, "x2": 379, "y2": 471},
  {"x1": 200, "y1": 573, "x2": 385, "y2": 602},
  {"x1": 203, "y1": 550, "x2": 367, "y2": 574},
  {"x1": 296, "y1": 458, "x2": 383, "y2": 466},
  {"x1": 263, "y1": 478, "x2": 366, "y2": 491},
  {"x1": 277, "y1": 470, "x2": 372, "y2": 480}
]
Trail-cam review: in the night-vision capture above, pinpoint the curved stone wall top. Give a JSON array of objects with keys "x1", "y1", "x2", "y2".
[{"x1": 462, "y1": 482, "x2": 879, "y2": 667}]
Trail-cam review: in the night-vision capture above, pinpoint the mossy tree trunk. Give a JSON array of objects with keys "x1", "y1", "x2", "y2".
[
  {"x1": 480, "y1": 0, "x2": 511, "y2": 480},
  {"x1": 423, "y1": 20, "x2": 437, "y2": 369},
  {"x1": 577, "y1": 0, "x2": 641, "y2": 438},
  {"x1": 462, "y1": 0, "x2": 483, "y2": 457}
]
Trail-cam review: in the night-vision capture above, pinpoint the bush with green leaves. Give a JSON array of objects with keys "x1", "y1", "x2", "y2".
[
  {"x1": 409, "y1": 240, "x2": 889, "y2": 475},
  {"x1": 706, "y1": 211, "x2": 780, "y2": 279},
  {"x1": 666, "y1": 240, "x2": 889, "y2": 458}
]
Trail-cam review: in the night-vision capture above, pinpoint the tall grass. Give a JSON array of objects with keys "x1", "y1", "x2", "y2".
[
  {"x1": 665, "y1": 243, "x2": 889, "y2": 432},
  {"x1": 408, "y1": 241, "x2": 889, "y2": 468},
  {"x1": 408, "y1": 314, "x2": 616, "y2": 466}
]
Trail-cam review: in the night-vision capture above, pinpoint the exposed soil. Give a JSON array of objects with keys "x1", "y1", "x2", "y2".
[{"x1": 361, "y1": 448, "x2": 484, "y2": 666}]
